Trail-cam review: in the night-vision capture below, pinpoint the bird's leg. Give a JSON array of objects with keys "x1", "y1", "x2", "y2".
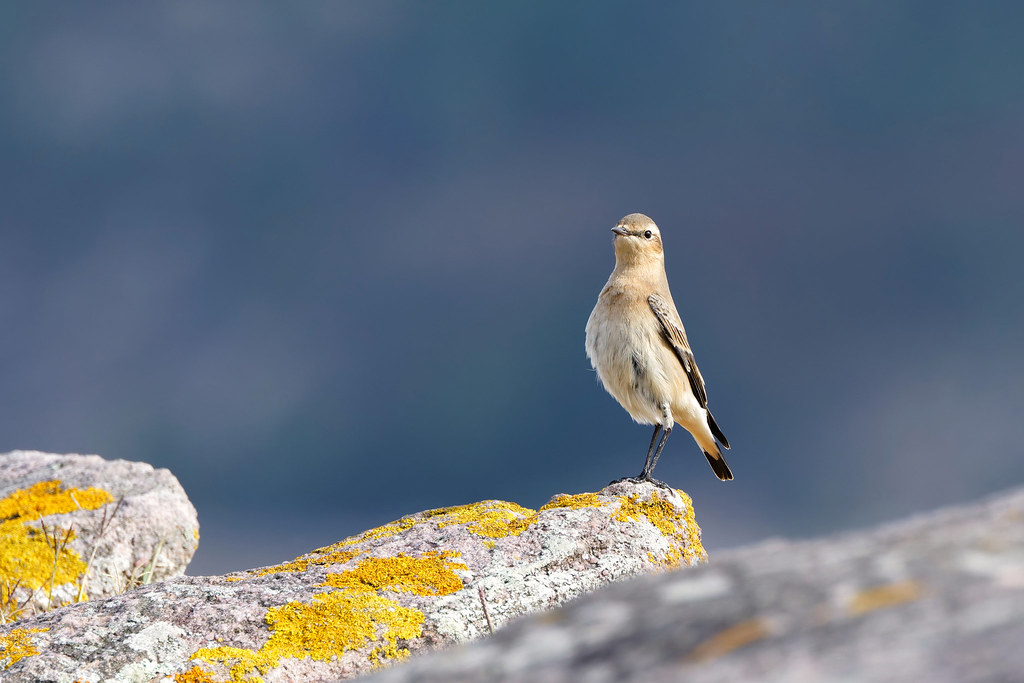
[
  {"x1": 645, "y1": 425, "x2": 672, "y2": 478},
  {"x1": 611, "y1": 404, "x2": 675, "y2": 490},
  {"x1": 639, "y1": 424, "x2": 662, "y2": 477},
  {"x1": 638, "y1": 405, "x2": 673, "y2": 488},
  {"x1": 610, "y1": 424, "x2": 660, "y2": 486}
]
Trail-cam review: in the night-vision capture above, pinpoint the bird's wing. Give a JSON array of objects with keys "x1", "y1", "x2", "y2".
[{"x1": 648, "y1": 293, "x2": 708, "y2": 408}]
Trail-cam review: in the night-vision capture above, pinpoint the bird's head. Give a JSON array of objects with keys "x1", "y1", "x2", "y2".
[{"x1": 611, "y1": 213, "x2": 664, "y2": 266}]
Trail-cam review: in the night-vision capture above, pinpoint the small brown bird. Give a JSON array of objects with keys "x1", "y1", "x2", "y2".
[{"x1": 585, "y1": 213, "x2": 732, "y2": 484}]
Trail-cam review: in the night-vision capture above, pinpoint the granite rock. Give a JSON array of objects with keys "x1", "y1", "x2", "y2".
[
  {"x1": 367, "y1": 486, "x2": 1024, "y2": 683},
  {"x1": 0, "y1": 451, "x2": 199, "y2": 622},
  {"x1": 0, "y1": 481, "x2": 704, "y2": 681}
]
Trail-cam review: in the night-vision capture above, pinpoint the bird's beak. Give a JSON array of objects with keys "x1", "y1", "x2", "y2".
[{"x1": 611, "y1": 226, "x2": 629, "y2": 236}]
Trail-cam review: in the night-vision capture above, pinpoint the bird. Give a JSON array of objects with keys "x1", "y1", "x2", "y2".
[{"x1": 585, "y1": 212, "x2": 733, "y2": 485}]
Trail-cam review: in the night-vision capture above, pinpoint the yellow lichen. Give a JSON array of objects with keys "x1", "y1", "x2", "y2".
[
  {"x1": 430, "y1": 501, "x2": 539, "y2": 538},
  {"x1": 192, "y1": 590, "x2": 424, "y2": 681},
  {"x1": 482, "y1": 540, "x2": 496, "y2": 549},
  {"x1": 338, "y1": 516, "x2": 423, "y2": 546},
  {"x1": 849, "y1": 580, "x2": 923, "y2": 615},
  {"x1": 675, "y1": 490, "x2": 706, "y2": 564},
  {"x1": 330, "y1": 500, "x2": 542, "y2": 549},
  {"x1": 614, "y1": 490, "x2": 706, "y2": 567},
  {"x1": 192, "y1": 553, "x2": 467, "y2": 681},
  {"x1": 188, "y1": 490, "x2": 707, "y2": 681},
  {"x1": 0, "y1": 480, "x2": 113, "y2": 521},
  {"x1": 540, "y1": 492, "x2": 605, "y2": 511},
  {"x1": 614, "y1": 491, "x2": 677, "y2": 536},
  {"x1": 685, "y1": 618, "x2": 769, "y2": 662},
  {"x1": 249, "y1": 547, "x2": 363, "y2": 578},
  {"x1": 319, "y1": 552, "x2": 467, "y2": 596},
  {"x1": 0, "y1": 627, "x2": 48, "y2": 670},
  {"x1": 0, "y1": 481, "x2": 114, "y2": 609}
]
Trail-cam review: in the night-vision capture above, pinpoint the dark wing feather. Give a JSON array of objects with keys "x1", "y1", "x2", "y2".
[
  {"x1": 648, "y1": 293, "x2": 708, "y2": 408},
  {"x1": 649, "y1": 293, "x2": 731, "y2": 451}
]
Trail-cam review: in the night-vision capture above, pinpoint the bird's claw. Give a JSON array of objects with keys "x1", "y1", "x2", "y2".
[{"x1": 609, "y1": 475, "x2": 673, "y2": 490}]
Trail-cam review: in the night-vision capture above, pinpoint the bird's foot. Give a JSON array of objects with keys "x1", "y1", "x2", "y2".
[{"x1": 608, "y1": 475, "x2": 673, "y2": 490}]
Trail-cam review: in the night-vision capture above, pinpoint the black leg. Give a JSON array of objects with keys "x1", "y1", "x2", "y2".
[
  {"x1": 610, "y1": 424, "x2": 673, "y2": 489},
  {"x1": 638, "y1": 424, "x2": 662, "y2": 478},
  {"x1": 645, "y1": 425, "x2": 672, "y2": 477},
  {"x1": 610, "y1": 425, "x2": 660, "y2": 486}
]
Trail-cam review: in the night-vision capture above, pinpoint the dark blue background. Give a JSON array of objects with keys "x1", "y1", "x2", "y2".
[{"x1": 2, "y1": 2, "x2": 1022, "y2": 574}]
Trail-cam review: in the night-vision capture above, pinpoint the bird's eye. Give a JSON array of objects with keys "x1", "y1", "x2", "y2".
[{"x1": 643, "y1": 230, "x2": 653, "y2": 239}]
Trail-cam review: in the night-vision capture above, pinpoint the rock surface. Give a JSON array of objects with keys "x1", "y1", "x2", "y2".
[
  {"x1": 367, "y1": 486, "x2": 1024, "y2": 683},
  {"x1": 0, "y1": 451, "x2": 199, "y2": 622},
  {"x1": 0, "y1": 481, "x2": 704, "y2": 681}
]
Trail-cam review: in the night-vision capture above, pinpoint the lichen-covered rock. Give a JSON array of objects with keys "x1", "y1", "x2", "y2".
[
  {"x1": 0, "y1": 481, "x2": 704, "y2": 682},
  {"x1": 0, "y1": 451, "x2": 200, "y2": 622},
  {"x1": 365, "y1": 486, "x2": 1024, "y2": 683}
]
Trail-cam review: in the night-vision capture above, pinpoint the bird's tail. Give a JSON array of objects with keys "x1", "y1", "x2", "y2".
[
  {"x1": 697, "y1": 409, "x2": 733, "y2": 481},
  {"x1": 703, "y1": 449, "x2": 734, "y2": 481}
]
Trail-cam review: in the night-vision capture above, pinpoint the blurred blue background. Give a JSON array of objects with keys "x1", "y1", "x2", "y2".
[{"x1": 2, "y1": 2, "x2": 1022, "y2": 575}]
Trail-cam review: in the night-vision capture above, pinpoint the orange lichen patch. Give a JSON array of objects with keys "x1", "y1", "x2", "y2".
[
  {"x1": 191, "y1": 552, "x2": 467, "y2": 681},
  {"x1": 540, "y1": 493, "x2": 605, "y2": 511},
  {"x1": 0, "y1": 627, "x2": 48, "y2": 670},
  {"x1": 319, "y1": 552, "x2": 467, "y2": 597},
  {"x1": 685, "y1": 618, "x2": 770, "y2": 663},
  {"x1": 174, "y1": 664, "x2": 219, "y2": 683},
  {"x1": 614, "y1": 490, "x2": 706, "y2": 567},
  {"x1": 849, "y1": 580, "x2": 923, "y2": 616},
  {"x1": 249, "y1": 547, "x2": 363, "y2": 578},
  {"x1": 0, "y1": 481, "x2": 114, "y2": 605}
]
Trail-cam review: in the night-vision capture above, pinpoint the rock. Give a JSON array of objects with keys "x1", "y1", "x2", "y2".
[
  {"x1": 365, "y1": 486, "x2": 1024, "y2": 683},
  {"x1": 0, "y1": 451, "x2": 200, "y2": 622},
  {"x1": 0, "y1": 481, "x2": 703, "y2": 681}
]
